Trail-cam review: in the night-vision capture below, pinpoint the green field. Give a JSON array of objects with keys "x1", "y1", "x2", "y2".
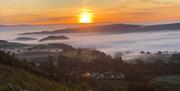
[{"x1": 152, "y1": 75, "x2": 180, "y2": 91}]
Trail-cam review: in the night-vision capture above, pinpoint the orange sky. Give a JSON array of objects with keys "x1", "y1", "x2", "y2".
[{"x1": 0, "y1": 0, "x2": 180, "y2": 25}]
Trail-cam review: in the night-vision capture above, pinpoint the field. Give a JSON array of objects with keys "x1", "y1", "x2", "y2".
[{"x1": 153, "y1": 75, "x2": 180, "y2": 91}]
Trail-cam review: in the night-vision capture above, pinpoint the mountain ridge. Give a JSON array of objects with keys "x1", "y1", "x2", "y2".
[{"x1": 19, "y1": 23, "x2": 180, "y2": 35}]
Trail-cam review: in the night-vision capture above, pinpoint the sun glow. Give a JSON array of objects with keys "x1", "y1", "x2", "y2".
[{"x1": 79, "y1": 9, "x2": 93, "y2": 24}]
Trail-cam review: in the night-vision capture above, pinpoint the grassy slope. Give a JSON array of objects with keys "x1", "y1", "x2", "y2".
[
  {"x1": 0, "y1": 51, "x2": 95, "y2": 91},
  {"x1": 0, "y1": 64, "x2": 72, "y2": 91},
  {"x1": 0, "y1": 51, "x2": 72, "y2": 91}
]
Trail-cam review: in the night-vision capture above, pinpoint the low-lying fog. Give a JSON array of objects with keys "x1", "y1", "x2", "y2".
[{"x1": 0, "y1": 25, "x2": 180, "y2": 56}]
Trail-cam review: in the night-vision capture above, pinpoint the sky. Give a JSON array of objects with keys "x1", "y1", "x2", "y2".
[{"x1": 0, "y1": 0, "x2": 180, "y2": 25}]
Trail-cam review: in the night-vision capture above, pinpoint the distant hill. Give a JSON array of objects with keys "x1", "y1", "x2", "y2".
[
  {"x1": 39, "y1": 35, "x2": 69, "y2": 42},
  {"x1": 20, "y1": 23, "x2": 141, "y2": 35},
  {"x1": 140, "y1": 23, "x2": 180, "y2": 31},
  {"x1": 20, "y1": 23, "x2": 180, "y2": 35},
  {"x1": 31, "y1": 43, "x2": 75, "y2": 51},
  {"x1": 15, "y1": 37, "x2": 37, "y2": 41},
  {"x1": 0, "y1": 40, "x2": 29, "y2": 48},
  {"x1": 0, "y1": 40, "x2": 9, "y2": 43}
]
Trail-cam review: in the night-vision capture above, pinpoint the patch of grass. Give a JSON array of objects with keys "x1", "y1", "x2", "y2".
[
  {"x1": 94, "y1": 80, "x2": 129, "y2": 91},
  {"x1": 153, "y1": 75, "x2": 180, "y2": 85},
  {"x1": 0, "y1": 64, "x2": 72, "y2": 91}
]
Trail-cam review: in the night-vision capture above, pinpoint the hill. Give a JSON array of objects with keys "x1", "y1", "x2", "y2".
[
  {"x1": 39, "y1": 35, "x2": 69, "y2": 42},
  {"x1": 0, "y1": 51, "x2": 54, "y2": 79},
  {"x1": 0, "y1": 51, "x2": 98, "y2": 91},
  {"x1": 140, "y1": 23, "x2": 180, "y2": 31},
  {"x1": 19, "y1": 23, "x2": 141, "y2": 35},
  {"x1": 15, "y1": 37, "x2": 37, "y2": 41},
  {"x1": 0, "y1": 51, "x2": 72, "y2": 91},
  {"x1": 0, "y1": 40, "x2": 29, "y2": 48},
  {"x1": 20, "y1": 23, "x2": 180, "y2": 35},
  {"x1": 31, "y1": 43, "x2": 75, "y2": 51},
  {"x1": 0, "y1": 64, "x2": 71, "y2": 91}
]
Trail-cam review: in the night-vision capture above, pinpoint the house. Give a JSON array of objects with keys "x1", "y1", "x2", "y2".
[{"x1": 81, "y1": 72, "x2": 126, "y2": 80}]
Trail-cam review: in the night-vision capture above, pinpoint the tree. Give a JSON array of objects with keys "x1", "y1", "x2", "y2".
[
  {"x1": 147, "y1": 51, "x2": 151, "y2": 54},
  {"x1": 158, "y1": 51, "x2": 162, "y2": 55},
  {"x1": 77, "y1": 48, "x2": 82, "y2": 57},
  {"x1": 140, "y1": 51, "x2": 145, "y2": 54},
  {"x1": 28, "y1": 47, "x2": 32, "y2": 52}
]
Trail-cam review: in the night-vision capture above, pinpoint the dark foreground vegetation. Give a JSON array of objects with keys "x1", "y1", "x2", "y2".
[{"x1": 0, "y1": 43, "x2": 180, "y2": 91}]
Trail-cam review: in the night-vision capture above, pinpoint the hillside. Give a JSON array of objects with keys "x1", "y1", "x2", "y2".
[
  {"x1": 0, "y1": 51, "x2": 71, "y2": 91},
  {"x1": 20, "y1": 23, "x2": 180, "y2": 35},
  {"x1": 31, "y1": 43, "x2": 75, "y2": 51},
  {"x1": 0, "y1": 64, "x2": 71, "y2": 91},
  {"x1": 39, "y1": 35, "x2": 69, "y2": 42},
  {"x1": 0, "y1": 40, "x2": 29, "y2": 48},
  {"x1": 15, "y1": 37, "x2": 37, "y2": 41},
  {"x1": 0, "y1": 51, "x2": 57, "y2": 79},
  {"x1": 0, "y1": 51, "x2": 98, "y2": 91},
  {"x1": 140, "y1": 23, "x2": 180, "y2": 31},
  {"x1": 19, "y1": 23, "x2": 141, "y2": 35}
]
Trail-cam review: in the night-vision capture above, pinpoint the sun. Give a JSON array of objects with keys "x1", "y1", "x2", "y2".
[{"x1": 79, "y1": 10, "x2": 93, "y2": 24}]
